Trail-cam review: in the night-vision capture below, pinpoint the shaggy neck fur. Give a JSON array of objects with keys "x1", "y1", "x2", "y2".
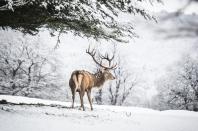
[{"x1": 93, "y1": 72, "x2": 106, "y2": 87}]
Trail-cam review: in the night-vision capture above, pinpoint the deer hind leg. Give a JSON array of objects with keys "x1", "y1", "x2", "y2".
[
  {"x1": 76, "y1": 73, "x2": 85, "y2": 111},
  {"x1": 70, "y1": 74, "x2": 78, "y2": 108},
  {"x1": 71, "y1": 89, "x2": 76, "y2": 108},
  {"x1": 79, "y1": 90, "x2": 85, "y2": 111},
  {"x1": 87, "y1": 89, "x2": 93, "y2": 110}
]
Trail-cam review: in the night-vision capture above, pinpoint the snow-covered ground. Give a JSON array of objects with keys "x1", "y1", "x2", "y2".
[{"x1": 0, "y1": 95, "x2": 198, "y2": 131}]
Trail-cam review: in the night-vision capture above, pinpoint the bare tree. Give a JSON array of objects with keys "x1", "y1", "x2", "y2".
[
  {"x1": 93, "y1": 45, "x2": 137, "y2": 106},
  {"x1": 95, "y1": 89, "x2": 103, "y2": 105},
  {"x1": 108, "y1": 57, "x2": 137, "y2": 106}
]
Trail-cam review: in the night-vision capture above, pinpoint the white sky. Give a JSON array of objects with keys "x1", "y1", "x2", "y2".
[{"x1": 142, "y1": 0, "x2": 198, "y2": 14}]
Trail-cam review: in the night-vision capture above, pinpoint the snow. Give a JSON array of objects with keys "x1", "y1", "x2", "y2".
[{"x1": 0, "y1": 95, "x2": 198, "y2": 131}]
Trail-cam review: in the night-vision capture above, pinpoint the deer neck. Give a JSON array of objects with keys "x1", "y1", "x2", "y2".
[{"x1": 93, "y1": 73, "x2": 106, "y2": 88}]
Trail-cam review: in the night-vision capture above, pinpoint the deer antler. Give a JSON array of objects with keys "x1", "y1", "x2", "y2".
[
  {"x1": 86, "y1": 46, "x2": 117, "y2": 70},
  {"x1": 99, "y1": 53, "x2": 117, "y2": 70}
]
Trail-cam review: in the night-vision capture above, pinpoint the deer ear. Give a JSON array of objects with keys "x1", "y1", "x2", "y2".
[{"x1": 104, "y1": 68, "x2": 109, "y2": 71}]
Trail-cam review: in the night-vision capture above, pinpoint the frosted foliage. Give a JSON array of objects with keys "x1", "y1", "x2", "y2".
[
  {"x1": 0, "y1": 40, "x2": 65, "y2": 100},
  {"x1": 0, "y1": 0, "x2": 157, "y2": 42},
  {"x1": 154, "y1": 54, "x2": 198, "y2": 111}
]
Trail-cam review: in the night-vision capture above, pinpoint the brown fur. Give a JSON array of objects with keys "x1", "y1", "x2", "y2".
[{"x1": 69, "y1": 69, "x2": 115, "y2": 111}]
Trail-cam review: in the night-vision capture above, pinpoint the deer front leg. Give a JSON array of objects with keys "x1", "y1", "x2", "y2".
[
  {"x1": 79, "y1": 90, "x2": 85, "y2": 111},
  {"x1": 87, "y1": 89, "x2": 93, "y2": 110}
]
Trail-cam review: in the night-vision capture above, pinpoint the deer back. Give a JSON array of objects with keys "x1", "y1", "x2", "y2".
[
  {"x1": 70, "y1": 70, "x2": 96, "y2": 91},
  {"x1": 79, "y1": 70, "x2": 95, "y2": 89}
]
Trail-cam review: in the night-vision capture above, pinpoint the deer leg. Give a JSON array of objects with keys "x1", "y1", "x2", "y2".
[
  {"x1": 87, "y1": 89, "x2": 93, "y2": 110},
  {"x1": 71, "y1": 89, "x2": 76, "y2": 108},
  {"x1": 79, "y1": 90, "x2": 85, "y2": 111}
]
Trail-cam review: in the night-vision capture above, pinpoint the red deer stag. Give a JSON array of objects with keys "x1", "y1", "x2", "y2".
[{"x1": 69, "y1": 47, "x2": 117, "y2": 111}]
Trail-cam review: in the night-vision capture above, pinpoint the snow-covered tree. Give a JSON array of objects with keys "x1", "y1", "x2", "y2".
[
  {"x1": 0, "y1": 40, "x2": 64, "y2": 99},
  {"x1": 153, "y1": 54, "x2": 198, "y2": 111},
  {"x1": 0, "y1": 0, "x2": 160, "y2": 43}
]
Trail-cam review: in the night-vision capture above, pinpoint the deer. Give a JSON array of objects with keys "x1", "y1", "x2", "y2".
[{"x1": 69, "y1": 46, "x2": 117, "y2": 111}]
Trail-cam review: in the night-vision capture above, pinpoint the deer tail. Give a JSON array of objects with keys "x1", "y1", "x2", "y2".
[{"x1": 73, "y1": 71, "x2": 83, "y2": 90}]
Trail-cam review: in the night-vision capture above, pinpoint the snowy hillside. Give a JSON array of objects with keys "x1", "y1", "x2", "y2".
[{"x1": 0, "y1": 95, "x2": 198, "y2": 131}]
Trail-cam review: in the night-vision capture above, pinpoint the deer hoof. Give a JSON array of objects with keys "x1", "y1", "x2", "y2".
[{"x1": 78, "y1": 107, "x2": 85, "y2": 111}]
